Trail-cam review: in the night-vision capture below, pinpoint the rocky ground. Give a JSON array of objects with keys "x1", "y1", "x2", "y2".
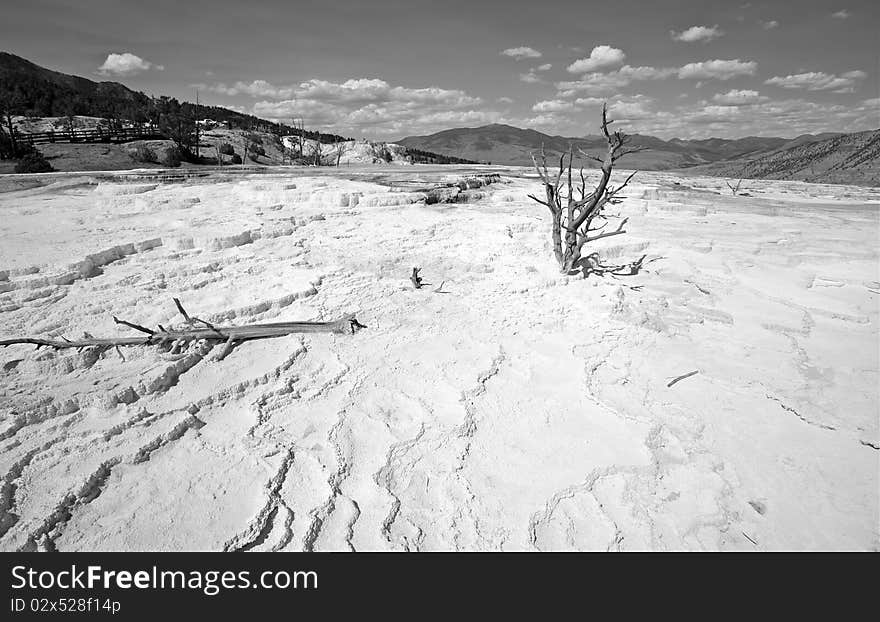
[{"x1": 0, "y1": 166, "x2": 877, "y2": 551}]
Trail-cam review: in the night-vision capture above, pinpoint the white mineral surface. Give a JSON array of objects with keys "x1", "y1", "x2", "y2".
[{"x1": 0, "y1": 167, "x2": 877, "y2": 551}]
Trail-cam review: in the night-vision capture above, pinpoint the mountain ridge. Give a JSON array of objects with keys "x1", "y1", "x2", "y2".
[{"x1": 395, "y1": 123, "x2": 833, "y2": 168}]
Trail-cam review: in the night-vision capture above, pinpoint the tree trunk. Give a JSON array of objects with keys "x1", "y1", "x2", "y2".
[{"x1": 562, "y1": 228, "x2": 581, "y2": 273}]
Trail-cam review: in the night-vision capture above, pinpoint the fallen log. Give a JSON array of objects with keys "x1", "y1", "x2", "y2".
[{"x1": 0, "y1": 299, "x2": 365, "y2": 351}]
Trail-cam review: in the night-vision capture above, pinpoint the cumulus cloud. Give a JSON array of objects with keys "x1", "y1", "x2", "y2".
[
  {"x1": 556, "y1": 65, "x2": 675, "y2": 96},
  {"x1": 201, "y1": 80, "x2": 294, "y2": 98},
  {"x1": 497, "y1": 96, "x2": 514, "y2": 105},
  {"x1": 97, "y1": 52, "x2": 163, "y2": 76},
  {"x1": 678, "y1": 59, "x2": 757, "y2": 80},
  {"x1": 831, "y1": 9, "x2": 851, "y2": 18},
  {"x1": 566, "y1": 45, "x2": 626, "y2": 73},
  {"x1": 555, "y1": 60, "x2": 753, "y2": 101},
  {"x1": 760, "y1": 20, "x2": 779, "y2": 29},
  {"x1": 532, "y1": 99, "x2": 576, "y2": 113},
  {"x1": 501, "y1": 46, "x2": 542, "y2": 60},
  {"x1": 519, "y1": 71, "x2": 543, "y2": 84},
  {"x1": 518, "y1": 63, "x2": 553, "y2": 83},
  {"x1": 671, "y1": 25, "x2": 724, "y2": 42},
  {"x1": 619, "y1": 65, "x2": 678, "y2": 80},
  {"x1": 764, "y1": 70, "x2": 867, "y2": 92},
  {"x1": 610, "y1": 100, "x2": 655, "y2": 121},
  {"x1": 617, "y1": 95, "x2": 880, "y2": 140},
  {"x1": 242, "y1": 76, "x2": 499, "y2": 138},
  {"x1": 712, "y1": 89, "x2": 768, "y2": 105},
  {"x1": 574, "y1": 97, "x2": 605, "y2": 107}
]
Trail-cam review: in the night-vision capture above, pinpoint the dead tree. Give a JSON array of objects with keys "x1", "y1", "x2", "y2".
[
  {"x1": 293, "y1": 117, "x2": 305, "y2": 161},
  {"x1": 528, "y1": 104, "x2": 642, "y2": 275},
  {"x1": 335, "y1": 139, "x2": 348, "y2": 167},
  {"x1": 0, "y1": 298, "x2": 365, "y2": 354},
  {"x1": 309, "y1": 141, "x2": 325, "y2": 166},
  {"x1": 726, "y1": 179, "x2": 743, "y2": 195}
]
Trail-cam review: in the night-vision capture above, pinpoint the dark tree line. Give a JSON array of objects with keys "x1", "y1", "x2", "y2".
[{"x1": 403, "y1": 148, "x2": 477, "y2": 165}]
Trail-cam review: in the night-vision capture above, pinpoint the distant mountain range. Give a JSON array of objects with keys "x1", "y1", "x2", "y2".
[
  {"x1": 398, "y1": 123, "x2": 831, "y2": 169},
  {"x1": 397, "y1": 123, "x2": 879, "y2": 186}
]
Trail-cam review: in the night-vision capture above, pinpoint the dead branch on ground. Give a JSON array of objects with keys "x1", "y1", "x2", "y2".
[
  {"x1": 667, "y1": 370, "x2": 699, "y2": 387},
  {"x1": 410, "y1": 267, "x2": 423, "y2": 289},
  {"x1": 0, "y1": 299, "x2": 364, "y2": 353}
]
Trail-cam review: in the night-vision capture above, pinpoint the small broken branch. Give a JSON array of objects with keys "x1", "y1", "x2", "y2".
[
  {"x1": 410, "y1": 267, "x2": 423, "y2": 289},
  {"x1": 112, "y1": 315, "x2": 155, "y2": 336},
  {"x1": 667, "y1": 370, "x2": 699, "y2": 387},
  {"x1": 173, "y1": 296, "x2": 221, "y2": 333},
  {"x1": 214, "y1": 336, "x2": 237, "y2": 362}
]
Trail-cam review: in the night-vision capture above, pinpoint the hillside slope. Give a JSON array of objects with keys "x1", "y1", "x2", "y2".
[
  {"x1": 0, "y1": 51, "x2": 348, "y2": 144},
  {"x1": 683, "y1": 130, "x2": 880, "y2": 186}
]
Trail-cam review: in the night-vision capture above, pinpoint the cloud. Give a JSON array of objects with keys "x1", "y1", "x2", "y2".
[
  {"x1": 678, "y1": 59, "x2": 757, "y2": 80},
  {"x1": 97, "y1": 52, "x2": 163, "y2": 76},
  {"x1": 501, "y1": 46, "x2": 542, "y2": 60},
  {"x1": 620, "y1": 95, "x2": 880, "y2": 140},
  {"x1": 566, "y1": 45, "x2": 626, "y2": 73},
  {"x1": 620, "y1": 65, "x2": 678, "y2": 80},
  {"x1": 610, "y1": 100, "x2": 655, "y2": 121},
  {"x1": 760, "y1": 20, "x2": 779, "y2": 29},
  {"x1": 202, "y1": 80, "x2": 295, "y2": 98},
  {"x1": 518, "y1": 63, "x2": 553, "y2": 83},
  {"x1": 497, "y1": 96, "x2": 514, "y2": 105},
  {"x1": 245, "y1": 76, "x2": 499, "y2": 138},
  {"x1": 532, "y1": 99, "x2": 576, "y2": 113},
  {"x1": 671, "y1": 25, "x2": 724, "y2": 42},
  {"x1": 764, "y1": 70, "x2": 867, "y2": 91},
  {"x1": 712, "y1": 89, "x2": 768, "y2": 105},
  {"x1": 831, "y1": 9, "x2": 851, "y2": 18},
  {"x1": 556, "y1": 65, "x2": 675, "y2": 96},
  {"x1": 557, "y1": 60, "x2": 754, "y2": 93}
]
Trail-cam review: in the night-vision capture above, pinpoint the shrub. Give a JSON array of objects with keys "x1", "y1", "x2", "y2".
[
  {"x1": 131, "y1": 145, "x2": 157, "y2": 164},
  {"x1": 14, "y1": 151, "x2": 53, "y2": 173},
  {"x1": 248, "y1": 143, "x2": 266, "y2": 157},
  {"x1": 160, "y1": 146, "x2": 182, "y2": 168},
  {"x1": 219, "y1": 143, "x2": 235, "y2": 156},
  {"x1": 230, "y1": 154, "x2": 242, "y2": 164}
]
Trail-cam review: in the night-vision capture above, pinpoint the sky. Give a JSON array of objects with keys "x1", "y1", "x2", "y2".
[{"x1": 3, "y1": 0, "x2": 879, "y2": 140}]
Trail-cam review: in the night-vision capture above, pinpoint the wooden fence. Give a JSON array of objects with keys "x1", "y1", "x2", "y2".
[{"x1": 15, "y1": 126, "x2": 165, "y2": 145}]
